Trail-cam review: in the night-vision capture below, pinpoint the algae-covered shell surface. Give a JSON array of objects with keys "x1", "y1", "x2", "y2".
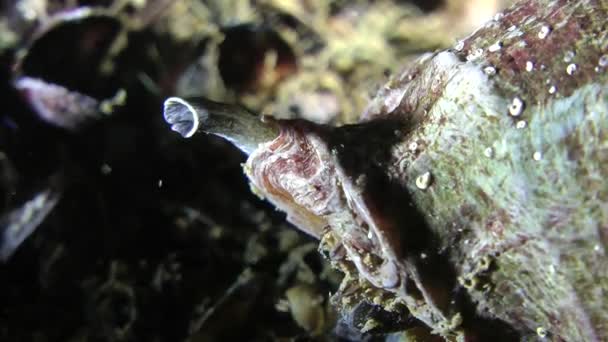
[{"x1": 165, "y1": 0, "x2": 608, "y2": 340}]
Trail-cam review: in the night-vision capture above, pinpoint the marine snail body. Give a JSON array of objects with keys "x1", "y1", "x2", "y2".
[{"x1": 164, "y1": 0, "x2": 608, "y2": 339}]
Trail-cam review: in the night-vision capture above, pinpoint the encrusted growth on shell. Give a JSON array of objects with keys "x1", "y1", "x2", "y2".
[
  {"x1": 357, "y1": 0, "x2": 608, "y2": 339},
  {"x1": 245, "y1": 122, "x2": 405, "y2": 291},
  {"x1": 244, "y1": 120, "x2": 466, "y2": 336}
]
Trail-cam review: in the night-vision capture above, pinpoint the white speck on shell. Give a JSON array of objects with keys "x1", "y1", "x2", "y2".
[
  {"x1": 484, "y1": 66, "x2": 497, "y2": 75},
  {"x1": 525, "y1": 61, "x2": 534, "y2": 72},
  {"x1": 566, "y1": 63, "x2": 577, "y2": 75},
  {"x1": 415, "y1": 172, "x2": 432, "y2": 190},
  {"x1": 454, "y1": 40, "x2": 464, "y2": 51},
  {"x1": 509, "y1": 97, "x2": 524, "y2": 116},
  {"x1": 516, "y1": 120, "x2": 527, "y2": 129},
  {"x1": 533, "y1": 151, "x2": 542, "y2": 161},
  {"x1": 538, "y1": 25, "x2": 551, "y2": 39},
  {"x1": 548, "y1": 85, "x2": 557, "y2": 94},
  {"x1": 488, "y1": 41, "x2": 502, "y2": 52},
  {"x1": 536, "y1": 327, "x2": 548, "y2": 338},
  {"x1": 483, "y1": 147, "x2": 494, "y2": 158}
]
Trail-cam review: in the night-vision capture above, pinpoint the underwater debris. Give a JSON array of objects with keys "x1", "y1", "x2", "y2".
[
  {"x1": 14, "y1": 77, "x2": 101, "y2": 130},
  {"x1": 0, "y1": 185, "x2": 61, "y2": 261}
]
